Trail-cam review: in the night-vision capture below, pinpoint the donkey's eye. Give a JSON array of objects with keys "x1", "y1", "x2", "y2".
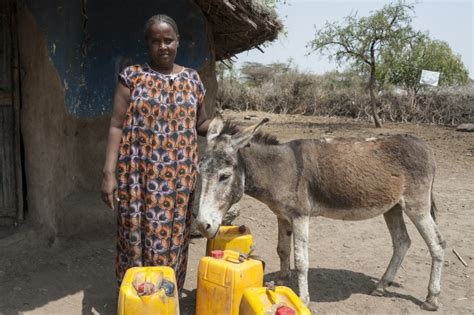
[{"x1": 219, "y1": 174, "x2": 231, "y2": 182}]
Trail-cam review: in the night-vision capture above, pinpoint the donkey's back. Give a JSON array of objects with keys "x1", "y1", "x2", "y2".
[{"x1": 294, "y1": 134, "x2": 436, "y2": 220}]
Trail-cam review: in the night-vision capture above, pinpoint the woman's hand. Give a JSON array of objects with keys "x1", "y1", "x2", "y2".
[{"x1": 101, "y1": 172, "x2": 118, "y2": 209}]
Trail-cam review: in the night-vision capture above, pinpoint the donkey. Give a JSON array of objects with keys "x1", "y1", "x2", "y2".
[{"x1": 195, "y1": 114, "x2": 446, "y2": 311}]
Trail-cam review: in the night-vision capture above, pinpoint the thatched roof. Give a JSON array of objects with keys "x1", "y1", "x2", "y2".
[{"x1": 194, "y1": 0, "x2": 283, "y2": 61}]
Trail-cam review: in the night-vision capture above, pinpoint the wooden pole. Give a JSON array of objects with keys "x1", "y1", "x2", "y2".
[{"x1": 10, "y1": 0, "x2": 24, "y2": 223}]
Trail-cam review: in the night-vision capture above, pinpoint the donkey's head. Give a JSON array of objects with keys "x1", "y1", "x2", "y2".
[{"x1": 196, "y1": 113, "x2": 269, "y2": 238}]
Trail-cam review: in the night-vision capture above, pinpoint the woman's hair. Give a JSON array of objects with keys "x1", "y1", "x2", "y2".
[{"x1": 144, "y1": 14, "x2": 179, "y2": 40}]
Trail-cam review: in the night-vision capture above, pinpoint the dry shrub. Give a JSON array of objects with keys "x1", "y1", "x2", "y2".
[
  {"x1": 216, "y1": 77, "x2": 246, "y2": 110},
  {"x1": 217, "y1": 68, "x2": 474, "y2": 125},
  {"x1": 379, "y1": 89, "x2": 473, "y2": 125}
]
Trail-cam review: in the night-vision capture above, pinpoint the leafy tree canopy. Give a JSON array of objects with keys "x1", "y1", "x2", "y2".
[
  {"x1": 378, "y1": 33, "x2": 469, "y2": 94},
  {"x1": 307, "y1": 1, "x2": 415, "y2": 71},
  {"x1": 307, "y1": 1, "x2": 417, "y2": 127}
]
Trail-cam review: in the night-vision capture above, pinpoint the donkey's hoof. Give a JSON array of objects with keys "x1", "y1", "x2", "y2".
[
  {"x1": 370, "y1": 287, "x2": 387, "y2": 297},
  {"x1": 420, "y1": 301, "x2": 438, "y2": 311},
  {"x1": 420, "y1": 297, "x2": 439, "y2": 311}
]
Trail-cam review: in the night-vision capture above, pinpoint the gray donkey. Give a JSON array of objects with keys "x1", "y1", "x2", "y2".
[{"x1": 195, "y1": 114, "x2": 445, "y2": 311}]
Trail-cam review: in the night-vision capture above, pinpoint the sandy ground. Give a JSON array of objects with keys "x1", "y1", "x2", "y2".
[{"x1": 0, "y1": 110, "x2": 473, "y2": 314}]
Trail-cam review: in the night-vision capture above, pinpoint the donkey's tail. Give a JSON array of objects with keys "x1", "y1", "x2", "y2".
[
  {"x1": 430, "y1": 176, "x2": 437, "y2": 222},
  {"x1": 431, "y1": 192, "x2": 437, "y2": 222}
]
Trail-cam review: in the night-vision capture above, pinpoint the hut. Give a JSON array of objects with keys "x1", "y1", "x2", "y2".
[{"x1": 0, "y1": 0, "x2": 282, "y2": 240}]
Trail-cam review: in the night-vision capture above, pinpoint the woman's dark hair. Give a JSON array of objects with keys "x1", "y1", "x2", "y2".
[{"x1": 144, "y1": 14, "x2": 179, "y2": 40}]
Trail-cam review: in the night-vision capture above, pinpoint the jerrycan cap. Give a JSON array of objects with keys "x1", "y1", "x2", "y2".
[
  {"x1": 210, "y1": 250, "x2": 224, "y2": 259},
  {"x1": 275, "y1": 306, "x2": 296, "y2": 315}
]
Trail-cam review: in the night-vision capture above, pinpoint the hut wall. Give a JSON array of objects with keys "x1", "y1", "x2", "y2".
[
  {"x1": 16, "y1": 1, "x2": 216, "y2": 239},
  {"x1": 18, "y1": 7, "x2": 76, "y2": 240}
]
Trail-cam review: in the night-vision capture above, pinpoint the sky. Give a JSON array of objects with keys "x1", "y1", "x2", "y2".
[{"x1": 235, "y1": 0, "x2": 474, "y2": 78}]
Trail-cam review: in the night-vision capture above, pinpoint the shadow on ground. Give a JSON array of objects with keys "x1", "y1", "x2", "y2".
[
  {"x1": 0, "y1": 226, "x2": 117, "y2": 315},
  {"x1": 264, "y1": 268, "x2": 422, "y2": 307},
  {"x1": 179, "y1": 288, "x2": 197, "y2": 314}
]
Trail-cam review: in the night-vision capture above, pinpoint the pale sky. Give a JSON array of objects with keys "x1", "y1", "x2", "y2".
[{"x1": 235, "y1": 0, "x2": 474, "y2": 78}]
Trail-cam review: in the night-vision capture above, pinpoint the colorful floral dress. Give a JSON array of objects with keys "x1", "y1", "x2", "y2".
[{"x1": 115, "y1": 64, "x2": 204, "y2": 291}]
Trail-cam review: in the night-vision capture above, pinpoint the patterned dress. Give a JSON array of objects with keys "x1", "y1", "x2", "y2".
[{"x1": 116, "y1": 64, "x2": 204, "y2": 291}]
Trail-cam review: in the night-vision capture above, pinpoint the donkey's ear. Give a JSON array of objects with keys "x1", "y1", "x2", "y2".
[
  {"x1": 231, "y1": 118, "x2": 269, "y2": 149},
  {"x1": 207, "y1": 112, "x2": 224, "y2": 142}
]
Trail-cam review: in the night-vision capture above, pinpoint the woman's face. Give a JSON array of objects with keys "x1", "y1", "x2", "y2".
[{"x1": 146, "y1": 22, "x2": 179, "y2": 70}]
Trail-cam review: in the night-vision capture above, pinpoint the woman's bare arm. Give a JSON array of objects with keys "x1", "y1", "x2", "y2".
[
  {"x1": 196, "y1": 101, "x2": 210, "y2": 137},
  {"x1": 101, "y1": 82, "x2": 130, "y2": 208}
]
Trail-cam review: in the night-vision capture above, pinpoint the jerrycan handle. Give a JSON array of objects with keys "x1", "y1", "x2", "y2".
[
  {"x1": 223, "y1": 250, "x2": 245, "y2": 264},
  {"x1": 265, "y1": 281, "x2": 278, "y2": 305},
  {"x1": 211, "y1": 250, "x2": 243, "y2": 264},
  {"x1": 240, "y1": 251, "x2": 266, "y2": 271},
  {"x1": 225, "y1": 225, "x2": 248, "y2": 234}
]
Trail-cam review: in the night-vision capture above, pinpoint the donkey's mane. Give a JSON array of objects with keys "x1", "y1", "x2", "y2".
[{"x1": 221, "y1": 120, "x2": 279, "y2": 145}]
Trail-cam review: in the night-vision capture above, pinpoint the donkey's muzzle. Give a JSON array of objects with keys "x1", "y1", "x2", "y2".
[{"x1": 196, "y1": 219, "x2": 220, "y2": 239}]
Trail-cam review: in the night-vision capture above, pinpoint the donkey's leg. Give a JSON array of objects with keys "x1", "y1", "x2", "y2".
[
  {"x1": 277, "y1": 217, "x2": 292, "y2": 281},
  {"x1": 406, "y1": 207, "x2": 445, "y2": 311},
  {"x1": 292, "y1": 215, "x2": 310, "y2": 305},
  {"x1": 372, "y1": 205, "x2": 411, "y2": 296}
]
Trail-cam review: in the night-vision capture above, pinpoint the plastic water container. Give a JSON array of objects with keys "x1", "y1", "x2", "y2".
[
  {"x1": 196, "y1": 249, "x2": 264, "y2": 315},
  {"x1": 206, "y1": 225, "x2": 254, "y2": 256},
  {"x1": 240, "y1": 286, "x2": 312, "y2": 315},
  {"x1": 117, "y1": 266, "x2": 179, "y2": 315}
]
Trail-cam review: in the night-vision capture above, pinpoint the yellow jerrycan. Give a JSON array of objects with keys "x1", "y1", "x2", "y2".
[
  {"x1": 240, "y1": 285, "x2": 312, "y2": 315},
  {"x1": 196, "y1": 249, "x2": 264, "y2": 315},
  {"x1": 117, "y1": 266, "x2": 179, "y2": 315},
  {"x1": 206, "y1": 225, "x2": 254, "y2": 256}
]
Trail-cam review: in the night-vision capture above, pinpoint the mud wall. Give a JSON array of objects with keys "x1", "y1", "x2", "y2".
[{"x1": 18, "y1": 7, "x2": 76, "y2": 240}]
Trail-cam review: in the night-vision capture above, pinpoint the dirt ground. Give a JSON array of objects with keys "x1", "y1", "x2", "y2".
[{"x1": 1, "y1": 110, "x2": 473, "y2": 315}]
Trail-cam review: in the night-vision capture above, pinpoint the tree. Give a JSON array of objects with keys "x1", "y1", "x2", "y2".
[
  {"x1": 378, "y1": 34, "x2": 469, "y2": 103},
  {"x1": 240, "y1": 62, "x2": 273, "y2": 87},
  {"x1": 240, "y1": 61, "x2": 291, "y2": 87},
  {"x1": 308, "y1": 1, "x2": 416, "y2": 127}
]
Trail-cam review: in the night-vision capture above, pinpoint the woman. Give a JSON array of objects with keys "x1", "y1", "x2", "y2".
[{"x1": 101, "y1": 14, "x2": 210, "y2": 291}]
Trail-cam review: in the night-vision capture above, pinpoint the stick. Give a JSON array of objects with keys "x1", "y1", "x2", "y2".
[
  {"x1": 452, "y1": 248, "x2": 468, "y2": 267},
  {"x1": 400, "y1": 264, "x2": 406, "y2": 271}
]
